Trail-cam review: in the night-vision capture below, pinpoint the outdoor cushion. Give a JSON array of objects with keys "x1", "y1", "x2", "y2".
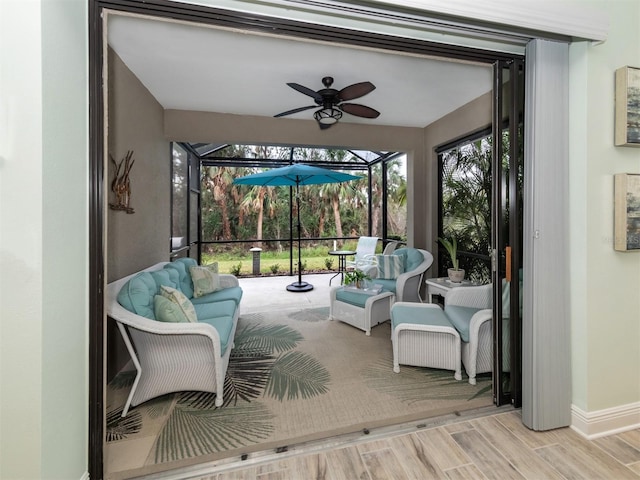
[
  {"x1": 190, "y1": 263, "x2": 221, "y2": 298},
  {"x1": 335, "y1": 287, "x2": 386, "y2": 308},
  {"x1": 117, "y1": 272, "x2": 157, "y2": 319},
  {"x1": 193, "y1": 299, "x2": 237, "y2": 320},
  {"x1": 150, "y1": 269, "x2": 179, "y2": 292},
  {"x1": 154, "y1": 294, "x2": 192, "y2": 323},
  {"x1": 376, "y1": 254, "x2": 404, "y2": 279},
  {"x1": 160, "y1": 285, "x2": 197, "y2": 322},
  {"x1": 198, "y1": 315, "x2": 235, "y2": 354},
  {"x1": 444, "y1": 305, "x2": 480, "y2": 343},
  {"x1": 391, "y1": 303, "x2": 452, "y2": 330},
  {"x1": 163, "y1": 259, "x2": 195, "y2": 298},
  {"x1": 190, "y1": 286, "x2": 243, "y2": 306},
  {"x1": 369, "y1": 278, "x2": 396, "y2": 294},
  {"x1": 394, "y1": 247, "x2": 423, "y2": 272}
]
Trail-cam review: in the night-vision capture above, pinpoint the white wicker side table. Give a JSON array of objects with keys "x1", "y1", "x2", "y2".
[{"x1": 329, "y1": 285, "x2": 395, "y2": 336}]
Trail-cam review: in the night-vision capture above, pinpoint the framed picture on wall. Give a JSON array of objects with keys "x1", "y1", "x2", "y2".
[
  {"x1": 614, "y1": 173, "x2": 640, "y2": 251},
  {"x1": 615, "y1": 66, "x2": 640, "y2": 147}
]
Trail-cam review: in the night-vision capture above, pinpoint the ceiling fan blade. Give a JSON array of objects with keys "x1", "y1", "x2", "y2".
[
  {"x1": 338, "y1": 81, "x2": 376, "y2": 101},
  {"x1": 339, "y1": 103, "x2": 380, "y2": 119},
  {"x1": 274, "y1": 105, "x2": 317, "y2": 118},
  {"x1": 287, "y1": 82, "x2": 323, "y2": 102}
]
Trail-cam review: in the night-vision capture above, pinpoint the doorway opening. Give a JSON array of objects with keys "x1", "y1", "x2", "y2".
[{"x1": 91, "y1": 1, "x2": 526, "y2": 477}]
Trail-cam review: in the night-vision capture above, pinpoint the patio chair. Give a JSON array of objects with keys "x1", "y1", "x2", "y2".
[
  {"x1": 382, "y1": 240, "x2": 400, "y2": 255},
  {"x1": 369, "y1": 248, "x2": 433, "y2": 302},
  {"x1": 444, "y1": 283, "x2": 492, "y2": 384},
  {"x1": 346, "y1": 236, "x2": 379, "y2": 273}
]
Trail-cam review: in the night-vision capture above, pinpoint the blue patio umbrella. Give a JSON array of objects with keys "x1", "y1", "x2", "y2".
[{"x1": 234, "y1": 163, "x2": 361, "y2": 292}]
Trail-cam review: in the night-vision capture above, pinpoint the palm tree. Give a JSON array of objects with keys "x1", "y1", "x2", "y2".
[{"x1": 202, "y1": 165, "x2": 235, "y2": 240}]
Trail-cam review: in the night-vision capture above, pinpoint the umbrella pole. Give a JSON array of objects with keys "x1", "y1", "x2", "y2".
[{"x1": 287, "y1": 183, "x2": 313, "y2": 292}]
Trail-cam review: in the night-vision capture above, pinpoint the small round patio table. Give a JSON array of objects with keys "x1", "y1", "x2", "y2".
[{"x1": 328, "y1": 250, "x2": 356, "y2": 285}]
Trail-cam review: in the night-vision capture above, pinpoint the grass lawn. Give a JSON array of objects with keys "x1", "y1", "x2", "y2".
[
  {"x1": 212, "y1": 256, "x2": 336, "y2": 276},
  {"x1": 202, "y1": 240, "x2": 377, "y2": 276}
]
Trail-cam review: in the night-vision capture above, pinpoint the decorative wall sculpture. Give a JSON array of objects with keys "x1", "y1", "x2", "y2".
[{"x1": 109, "y1": 150, "x2": 135, "y2": 214}]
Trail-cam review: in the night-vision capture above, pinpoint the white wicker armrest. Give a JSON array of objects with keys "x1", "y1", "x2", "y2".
[
  {"x1": 394, "y1": 249, "x2": 433, "y2": 302},
  {"x1": 445, "y1": 284, "x2": 492, "y2": 309},
  {"x1": 462, "y1": 307, "x2": 493, "y2": 384},
  {"x1": 468, "y1": 308, "x2": 493, "y2": 341},
  {"x1": 219, "y1": 274, "x2": 240, "y2": 288}
]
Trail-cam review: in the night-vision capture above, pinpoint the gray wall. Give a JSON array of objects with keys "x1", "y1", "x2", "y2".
[
  {"x1": 107, "y1": 49, "x2": 171, "y2": 378},
  {"x1": 423, "y1": 91, "x2": 493, "y2": 266},
  {"x1": 107, "y1": 49, "x2": 171, "y2": 282}
]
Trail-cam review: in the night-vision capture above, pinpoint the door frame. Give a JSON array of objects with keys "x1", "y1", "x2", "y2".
[{"x1": 89, "y1": 1, "x2": 553, "y2": 477}]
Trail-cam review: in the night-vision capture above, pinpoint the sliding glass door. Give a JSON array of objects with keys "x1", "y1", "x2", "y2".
[{"x1": 492, "y1": 59, "x2": 525, "y2": 407}]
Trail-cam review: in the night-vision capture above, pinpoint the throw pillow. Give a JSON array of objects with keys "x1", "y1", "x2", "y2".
[
  {"x1": 154, "y1": 295, "x2": 191, "y2": 323},
  {"x1": 160, "y1": 285, "x2": 197, "y2": 322},
  {"x1": 376, "y1": 254, "x2": 404, "y2": 279},
  {"x1": 190, "y1": 263, "x2": 221, "y2": 298}
]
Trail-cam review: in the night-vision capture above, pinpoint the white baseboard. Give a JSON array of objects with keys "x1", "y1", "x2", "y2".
[
  {"x1": 571, "y1": 402, "x2": 640, "y2": 439},
  {"x1": 79, "y1": 472, "x2": 89, "y2": 480}
]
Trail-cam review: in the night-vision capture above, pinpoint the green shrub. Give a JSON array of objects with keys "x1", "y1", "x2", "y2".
[
  {"x1": 229, "y1": 262, "x2": 242, "y2": 276},
  {"x1": 324, "y1": 258, "x2": 334, "y2": 270},
  {"x1": 270, "y1": 264, "x2": 280, "y2": 274}
]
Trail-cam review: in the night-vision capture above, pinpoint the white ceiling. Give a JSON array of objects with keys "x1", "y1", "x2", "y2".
[{"x1": 107, "y1": 13, "x2": 493, "y2": 129}]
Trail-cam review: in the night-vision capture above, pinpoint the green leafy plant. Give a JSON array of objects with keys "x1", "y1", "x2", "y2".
[
  {"x1": 324, "y1": 258, "x2": 334, "y2": 270},
  {"x1": 344, "y1": 269, "x2": 370, "y2": 287},
  {"x1": 438, "y1": 236, "x2": 460, "y2": 270},
  {"x1": 230, "y1": 262, "x2": 242, "y2": 276},
  {"x1": 269, "y1": 264, "x2": 280, "y2": 274}
]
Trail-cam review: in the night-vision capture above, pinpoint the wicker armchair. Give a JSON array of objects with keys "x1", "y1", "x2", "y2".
[
  {"x1": 444, "y1": 284, "x2": 492, "y2": 385},
  {"x1": 370, "y1": 248, "x2": 433, "y2": 302}
]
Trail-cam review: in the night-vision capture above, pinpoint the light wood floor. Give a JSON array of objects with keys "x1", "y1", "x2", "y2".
[{"x1": 188, "y1": 410, "x2": 640, "y2": 480}]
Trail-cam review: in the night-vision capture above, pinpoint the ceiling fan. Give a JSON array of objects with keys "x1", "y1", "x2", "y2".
[{"x1": 274, "y1": 76, "x2": 380, "y2": 129}]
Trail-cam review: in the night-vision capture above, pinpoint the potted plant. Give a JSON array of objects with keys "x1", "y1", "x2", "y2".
[
  {"x1": 344, "y1": 269, "x2": 370, "y2": 289},
  {"x1": 438, "y1": 236, "x2": 465, "y2": 283}
]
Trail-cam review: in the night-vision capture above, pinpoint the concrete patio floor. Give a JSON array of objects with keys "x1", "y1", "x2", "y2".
[{"x1": 237, "y1": 273, "x2": 337, "y2": 314}]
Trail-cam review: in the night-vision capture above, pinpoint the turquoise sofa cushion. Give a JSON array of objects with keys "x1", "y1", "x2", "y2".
[
  {"x1": 191, "y1": 286, "x2": 243, "y2": 306},
  {"x1": 391, "y1": 304, "x2": 451, "y2": 330},
  {"x1": 117, "y1": 272, "x2": 157, "y2": 319},
  {"x1": 150, "y1": 269, "x2": 178, "y2": 292},
  {"x1": 198, "y1": 312, "x2": 236, "y2": 354},
  {"x1": 163, "y1": 258, "x2": 196, "y2": 298},
  {"x1": 444, "y1": 305, "x2": 480, "y2": 343},
  {"x1": 193, "y1": 299, "x2": 237, "y2": 320}
]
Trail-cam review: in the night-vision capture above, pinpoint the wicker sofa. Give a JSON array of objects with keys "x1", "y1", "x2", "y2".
[{"x1": 106, "y1": 258, "x2": 243, "y2": 416}]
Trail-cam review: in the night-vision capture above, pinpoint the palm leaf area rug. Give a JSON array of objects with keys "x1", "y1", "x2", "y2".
[{"x1": 104, "y1": 306, "x2": 492, "y2": 478}]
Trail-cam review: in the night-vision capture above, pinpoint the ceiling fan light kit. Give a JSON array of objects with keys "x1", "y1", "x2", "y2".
[
  {"x1": 314, "y1": 106, "x2": 343, "y2": 125},
  {"x1": 275, "y1": 76, "x2": 379, "y2": 129}
]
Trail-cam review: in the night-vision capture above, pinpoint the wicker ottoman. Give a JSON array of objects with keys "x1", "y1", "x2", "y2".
[
  {"x1": 329, "y1": 286, "x2": 395, "y2": 336},
  {"x1": 391, "y1": 302, "x2": 462, "y2": 380}
]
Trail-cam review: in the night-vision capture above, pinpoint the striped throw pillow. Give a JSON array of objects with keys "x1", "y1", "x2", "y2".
[{"x1": 376, "y1": 254, "x2": 404, "y2": 279}]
